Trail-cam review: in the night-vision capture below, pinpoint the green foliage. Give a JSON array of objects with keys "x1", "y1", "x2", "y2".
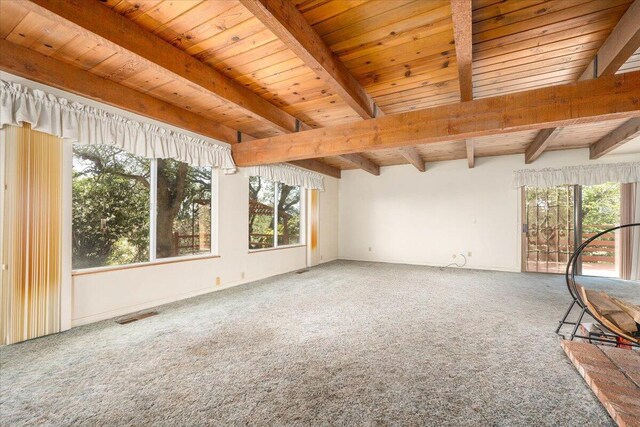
[
  {"x1": 582, "y1": 182, "x2": 620, "y2": 231},
  {"x1": 107, "y1": 238, "x2": 144, "y2": 266},
  {"x1": 72, "y1": 146, "x2": 150, "y2": 269}
]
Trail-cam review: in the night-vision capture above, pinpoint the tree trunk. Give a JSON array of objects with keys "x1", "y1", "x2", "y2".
[{"x1": 155, "y1": 159, "x2": 188, "y2": 258}]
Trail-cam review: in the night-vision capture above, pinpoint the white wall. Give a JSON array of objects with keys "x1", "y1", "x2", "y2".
[
  {"x1": 339, "y1": 149, "x2": 640, "y2": 272},
  {"x1": 73, "y1": 173, "x2": 339, "y2": 326}
]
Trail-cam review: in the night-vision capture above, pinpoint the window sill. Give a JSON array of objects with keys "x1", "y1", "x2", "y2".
[
  {"x1": 249, "y1": 244, "x2": 306, "y2": 254},
  {"x1": 72, "y1": 253, "x2": 220, "y2": 276}
]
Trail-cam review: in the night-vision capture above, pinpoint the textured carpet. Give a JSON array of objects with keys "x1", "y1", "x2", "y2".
[{"x1": 1, "y1": 261, "x2": 638, "y2": 426}]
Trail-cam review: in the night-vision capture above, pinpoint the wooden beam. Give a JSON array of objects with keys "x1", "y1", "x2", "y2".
[
  {"x1": 288, "y1": 159, "x2": 341, "y2": 179},
  {"x1": 452, "y1": 0, "x2": 474, "y2": 169},
  {"x1": 451, "y1": 0, "x2": 473, "y2": 102},
  {"x1": 339, "y1": 154, "x2": 380, "y2": 176},
  {"x1": 465, "y1": 140, "x2": 475, "y2": 168},
  {"x1": 524, "y1": 127, "x2": 563, "y2": 164},
  {"x1": 397, "y1": 146, "x2": 426, "y2": 172},
  {"x1": 527, "y1": 1, "x2": 640, "y2": 162},
  {"x1": 0, "y1": 41, "x2": 343, "y2": 180},
  {"x1": 23, "y1": 0, "x2": 300, "y2": 133},
  {"x1": 579, "y1": 0, "x2": 640, "y2": 80},
  {"x1": 232, "y1": 71, "x2": 640, "y2": 165},
  {"x1": 590, "y1": 118, "x2": 640, "y2": 159},
  {"x1": 0, "y1": 40, "x2": 238, "y2": 144},
  {"x1": 239, "y1": 0, "x2": 377, "y2": 119}
]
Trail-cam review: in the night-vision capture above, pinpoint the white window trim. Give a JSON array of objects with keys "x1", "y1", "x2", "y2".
[
  {"x1": 72, "y1": 252, "x2": 220, "y2": 276},
  {"x1": 149, "y1": 159, "x2": 158, "y2": 262}
]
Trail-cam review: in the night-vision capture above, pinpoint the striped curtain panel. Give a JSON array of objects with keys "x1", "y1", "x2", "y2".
[{"x1": 1, "y1": 124, "x2": 63, "y2": 345}]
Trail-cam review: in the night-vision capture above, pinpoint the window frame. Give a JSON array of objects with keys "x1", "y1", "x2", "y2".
[
  {"x1": 71, "y1": 148, "x2": 219, "y2": 273},
  {"x1": 248, "y1": 178, "x2": 306, "y2": 253}
]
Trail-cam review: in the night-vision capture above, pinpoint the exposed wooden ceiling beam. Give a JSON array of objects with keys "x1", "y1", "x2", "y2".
[
  {"x1": 526, "y1": 0, "x2": 640, "y2": 163},
  {"x1": 451, "y1": 0, "x2": 473, "y2": 102},
  {"x1": 288, "y1": 159, "x2": 341, "y2": 179},
  {"x1": 0, "y1": 40, "x2": 238, "y2": 144},
  {"x1": 0, "y1": 40, "x2": 343, "y2": 179},
  {"x1": 239, "y1": 0, "x2": 383, "y2": 175},
  {"x1": 524, "y1": 127, "x2": 563, "y2": 164},
  {"x1": 232, "y1": 71, "x2": 640, "y2": 165},
  {"x1": 452, "y1": 0, "x2": 473, "y2": 169},
  {"x1": 23, "y1": 0, "x2": 301, "y2": 134},
  {"x1": 465, "y1": 140, "x2": 475, "y2": 169},
  {"x1": 20, "y1": 0, "x2": 344, "y2": 178},
  {"x1": 339, "y1": 154, "x2": 380, "y2": 176},
  {"x1": 239, "y1": 0, "x2": 377, "y2": 120},
  {"x1": 590, "y1": 118, "x2": 640, "y2": 159},
  {"x1": 397, "y1": 147, "x2": 426, "y2": 172},
  {"x1": 579, "y1": 0, "x2": 640, "y2": 80}
]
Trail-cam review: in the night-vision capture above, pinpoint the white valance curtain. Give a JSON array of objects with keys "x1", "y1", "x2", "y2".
[
  {"x1": 244, "y1": 163, "x2": 324, "y2": 190},
  {"x1": 0, "y1": 79, "x2": 236, "y2": 173},
  {"x1": 513, "y1": 162, "x2": 640, "y2": 188}
]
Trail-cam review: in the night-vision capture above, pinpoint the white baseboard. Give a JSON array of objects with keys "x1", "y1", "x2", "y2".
[{"x1": 337, "y1": 256, "x2": 520, "y2": 273}]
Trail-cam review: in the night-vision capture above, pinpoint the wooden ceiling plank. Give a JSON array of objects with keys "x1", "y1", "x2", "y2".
[
  {"x1": 22, "y1": 0, "x2": 300, "y2": 134},
  {"x1": 239, "y1": 0, "x2": 377, "y2": 119},
  {"x1": 0, "y1": 1, "x2": 31, "y2": 39},
  {"x1": 231, "y1": 70, "x2": 640, "y2": 165},
  {"x1": 339, "y1": 153, "x2": 380, "y2": 176},
  {"x1": 475, "y1": 18, "x2": 621, "y2": 64},
  {"x1": 330, "y1": 4, "x2": 452, "y2": 59},
  {"x1": 579, "y1": 0, "x2": 640, "y2": 79},
  {"x1": 589, "y1": 117, "x2": 640, "y2": 159},
  {"x1": 451, "y1": 0, "x2": 472, "y2": 102},
  {"x1": 473, "y1": 0, "x2": 619, "y2": 41},
  {"x1": 465, "y1": 139, "x2": 475, "y2": 168},
  {"x1": 397, "y1": 146, "x2": 426, "y2": 172},
  {"x1": 525, "y1": 1, "x2": 640, "y2": 163},
  {"x1": 474, "y1": 7, "x2": 625, "y2": 55},
  {"x1": 312, "y1": 0, "x2": 409, "y2": 38},
  {"x1": 0, "y1": 39, "x2": 237, "y2": 144}
]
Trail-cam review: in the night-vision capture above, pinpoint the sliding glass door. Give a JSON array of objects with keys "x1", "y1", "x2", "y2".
[
  {"x1": 523, "y1": 185, "x2": 577, "y2": 274},
  {"x1": 522, "y1": 183, "x2": 621, "y2": 277}
]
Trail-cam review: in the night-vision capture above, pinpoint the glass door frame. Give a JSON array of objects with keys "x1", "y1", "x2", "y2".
[{"x1": 520, "y1": 185, "x2": 583, "y2": 275}]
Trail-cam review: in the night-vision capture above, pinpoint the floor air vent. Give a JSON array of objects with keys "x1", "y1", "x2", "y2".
[
  {"x1": 296, "y1": 269, "x2": 309, "y2": 274},
  {"x1": 116, "y1": 311, "x2": 158, "y2": 325}
]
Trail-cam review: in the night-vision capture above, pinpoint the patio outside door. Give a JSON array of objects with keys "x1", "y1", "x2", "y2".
[{"x1": 522, "y1": 183, "x2": 622, "y2": 277}]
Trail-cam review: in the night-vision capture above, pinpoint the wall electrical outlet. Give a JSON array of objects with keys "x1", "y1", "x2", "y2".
[
  {"x1": 241, "y1": 272, "x2": 245, "y2": 279},
  {"x1": 468, "y1": 251, "x2": 472, "y2": 257},
  {"x1": 215, "y1": 276, "x2": 221, "y2": 286},
  {"x1": 368, "y1": 247, "x2": 372, "y2": 252}
]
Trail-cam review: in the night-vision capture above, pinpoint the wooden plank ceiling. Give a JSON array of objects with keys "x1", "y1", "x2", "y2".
[{"x1": 1, "y1": 0, "x2": 639, "y2": 174}]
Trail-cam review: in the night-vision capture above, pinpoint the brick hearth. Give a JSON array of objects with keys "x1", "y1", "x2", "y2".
[{"x1": 561, "y1": 340, "x2": 640, "y2": 427}]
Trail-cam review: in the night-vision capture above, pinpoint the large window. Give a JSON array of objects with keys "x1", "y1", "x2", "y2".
[
  {"x1": 72, "y1": 145, "x2": 214, "y2": 270},
  {"x1": 249, "y1": 177, "x2": 303, "y2": 250}
]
